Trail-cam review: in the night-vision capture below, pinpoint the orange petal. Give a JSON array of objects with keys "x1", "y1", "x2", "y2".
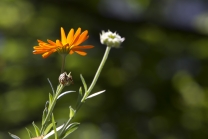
[
  {"x1": 74, "y1": 50, "x2": 87, "y2": 56},
  {"x1": 73, "y1": 30, "x2": 89, "y2": 46},
  {"x1": 72, "y1": 45, "x2": 94, "y2": 49},
  {"x1": 37, "y1": 39, "x2": 45, "y2": 43},
  {"x1": 67, "y1": 28, "x2": 74, "y2": 45},
  {"x1": 61, "y1": 27, "x2": 67, "y2": 45},
  {"x1": 33, "y1": 50, "x2": 48, "y2": 54},
  {"x1": 42, "y1": 51, "x2": 53, "y2": 58},
  {"x1": 71, "y1": 28, "x2": 81, "y2": 45},
  {"x1": 47, "y1": 39, "x2": 57, "y2": 46},
  {"x1": 56, "y1": 39, "x2": 63, "y2": 46},
  {"x1": 33, "y1": 46, "x2": 42, "y2": 49},
  {"x1": 69, "y1": 50, "x2": 74, "y2": 55}
]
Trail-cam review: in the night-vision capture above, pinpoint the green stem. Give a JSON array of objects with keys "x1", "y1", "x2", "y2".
[
  {"x1": 59, "y1": 101, "x2": 83, "y2": 137},
  {"x1": 59, "y1": 46, "x2": 111, "y2": 138},
  {"x1": 40, "y1": 84, "x2": 65, "y2": 134},
  {"x1": 81, "y1": 46, "x2": 111, "y2": 102},
  {"x1": 61, "y1": 55, "x2": 66, "y2": 73}
]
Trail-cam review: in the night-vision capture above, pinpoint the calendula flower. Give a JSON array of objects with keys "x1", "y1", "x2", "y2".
[
  {"x1": 100, "y1": 30, "x2": 125, "y2": 48},
  {"x1": 33, "y1": 27, "x2": 94, "y2": 58}
]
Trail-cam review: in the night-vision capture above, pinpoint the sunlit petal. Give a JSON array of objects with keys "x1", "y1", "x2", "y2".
[
  {"x1": 73, "y1": 30, "x2": 89, "y2": 46},
  {"x1": 74, "y1": 50, "x2": 87, "y2": 56},
  {"x1": 61, "y1": 27, "x2": 67, "y2": 45},
  {"x1": 67, "y1": 28, "x2": 74, "y2": 45},
  {"x1": 42, "y1": 51, "x2": 53, "y2": 58},
  {"x1": 56, "y1": 40, "x2": 63, "y2": 46},
  {"x1": 47, "y1": 39, "x2": 57, "y2": 46},
  {"x1": 71, "y1": 28, "x2": 81, "y2": 44}
]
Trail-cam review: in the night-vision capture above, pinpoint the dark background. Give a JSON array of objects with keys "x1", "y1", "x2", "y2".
[{"x1": 1, "y1": 0, "x2": 208, "y2": 139}]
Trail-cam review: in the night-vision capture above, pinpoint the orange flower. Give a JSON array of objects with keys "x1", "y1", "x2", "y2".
[{"x1": 33, "y1": 27, "x2": 94, "y2": 58}]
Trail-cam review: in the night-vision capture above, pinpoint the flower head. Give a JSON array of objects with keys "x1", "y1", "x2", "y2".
[
  {"x1": 33, "y1": 27, "x2": 94, "y2": 58},
  {"x1": 100, "y1": 30, "x2": 125, "y2": 48}
]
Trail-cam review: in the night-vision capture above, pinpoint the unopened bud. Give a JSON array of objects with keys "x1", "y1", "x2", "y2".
[
  {"x1": 59, "y1": 72, "x2": 73, "y2": 86},
  {"x1": 100, "y1": 30, "x2": 125, "y2": 48}
]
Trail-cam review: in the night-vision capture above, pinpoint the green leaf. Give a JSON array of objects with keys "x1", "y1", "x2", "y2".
[
  {"x1": 86, "y1": 90, "x2": 106, "y2": 99},
  {"x1": 32, "y1": 121, "x2": 41, "y2": 136},
  {"x1": 52, "y1": 114, "x2": 58, "y2": 139},
  {"x1": 43, "y1": 124, "x2": 64, "y2": 139},
  {"x1": 69, "y1": 106, "x2": 75, "y2": 119},
  {"x1": 8, "y1": 132, "x2": 20, "y2": 139},
  {"x1": 79, "y1": 87, "x2": 83, "y2": 96},
  {"x1": 75, "y1": 87, "x2": 83, "y2": 109},
  {"x1": 25, "y1": 128, "x2": 34, "y2": 138},
  {"x1": 49, "y1": 93, "x2": 53, "y2": 107},
  {"x1": 43, "y1": 123, "x2": 53, "y2": 135},
  {"x1": 57, "y1": 91, "x2": 75, "y2": 99},
  {"x1": 42, "y1": 107, "x2": 47, "y2": 126},
  {"x1": 80, "y1": 74, "x2": 87, "y2": 92},
  {"x1": 47, "y1": 78, "x2": 55, "y2": 95},
  {"x1": 62, "y1": 123, "x2": 80, "y2": 139}
]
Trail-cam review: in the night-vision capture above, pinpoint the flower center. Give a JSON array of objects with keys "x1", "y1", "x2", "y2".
[
  {"x1": 108, "y1": 34, "x2": 116, "y2": 39},
  {"x1": 57, "y1": 44, "x2": 71, "y2": 56}
]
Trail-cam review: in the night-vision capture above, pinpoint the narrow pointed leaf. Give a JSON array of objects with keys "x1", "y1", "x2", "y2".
[
  {"x1": 49, "y1": 93, "x2": 53, "y2": 107},
  {"x1": 80, "y1": 74, "x2": 87, "y2": 92},
  {"x1": 52, "y1": 114, "x2": 58, "y2": 139},
  {"x1": 43, "y1": 123, "x2": 53, "y2": 135},
  {"x1": 42, "y1": 107, "x2": 47, "y2": 126},
  {"x1": 32, "y1": 121, "x2": 41, "y2": 136},
  {"x1": 57, "y1": 91, "x2": 75, "y2": 99},
  {"x1": 47, "y1": 78, "x2": 55, "y2": 95},
  {"x1": 76, "y1": 87, "x2": 83, "y2": 109},
  {"x1": 62, "y1": 123, "x2": 80, "y2": 139},
  {"x1": 26, "y1": 128, "x2": 34, "y2": 138},
  {"x1": 79, "y1": 86, "x2": 83, "y2": 96},
  {"x1": 43, "y1": 124, "x2": 64, "y2": 139},
  {"x1": 69, "y1": 106, "x2": 75, "y2": 119},
  {"x1": 45, "y1": 101, "x2": 49, "y2": 110},
  {"x1": 8, "y1": 133, "x2": 20, "y2": 139},
  {"x1": 86, "y1": 90, "x2": 106, "y2": 99}
]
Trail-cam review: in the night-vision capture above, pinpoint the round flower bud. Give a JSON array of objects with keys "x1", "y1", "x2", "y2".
[
  {"x1": 59, "y1": 72, "x2": 73, "y2": 86},
  {"x1": 100, "y1": 30, "x2": 125, "y2": 48}
]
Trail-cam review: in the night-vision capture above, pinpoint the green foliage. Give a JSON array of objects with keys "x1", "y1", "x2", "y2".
[
  {"x1": 69, "y1": 106, "x2": 75, "y2": 119},
  {"x1": 51, "y1": 114, "x2": 57, "y2": 139},
  {"x1": 47, "y1": 78, "x2": 55, "y2": 95},
  {"x1": 61, "y1": 123, "x2": 80, "y2": 139},
  {"x1": 80, "y1": 74, "x2": 88, "y2": 93},
  {"x1": 48, "y1": 93, "x2": 53, "y2": 107},
  {"x1": 42, "y1": 107, "x2": 47, "y2": 126},
  {"x1": 25, "y1": 128, "x2": 34, "y2": 138},
  {"x1": 86, "y1": 90, "x2": 105, "y2": 99},
  {"x1": 32, "y1": 122, "x2": 41, "y2": 137},
  {"x1": 57, "y1": 91, "x2": 75, "y2": 99},
  {"x1": 8, "y1": 133, "x2": 20, "y2": 139},
  {"x1": 43, "y1": 123, "x2": 53, "y2": 136}
]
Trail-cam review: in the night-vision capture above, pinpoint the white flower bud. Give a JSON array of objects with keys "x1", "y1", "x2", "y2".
[{"x1": 100, "y1": 30, "x2": 125, "y2": 48}]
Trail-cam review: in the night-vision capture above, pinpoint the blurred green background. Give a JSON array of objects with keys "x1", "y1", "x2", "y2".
[{"x1": 1, "y1": 0, "x2": 208, "y2": 139}]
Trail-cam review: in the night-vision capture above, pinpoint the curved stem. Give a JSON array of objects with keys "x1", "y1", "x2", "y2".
[
  {"x1": 59, "y1": 46, "x2": 111, "y2": 137},
  {"x1": 81, "y1": 46, "x2": 111, "y2": 101}
]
